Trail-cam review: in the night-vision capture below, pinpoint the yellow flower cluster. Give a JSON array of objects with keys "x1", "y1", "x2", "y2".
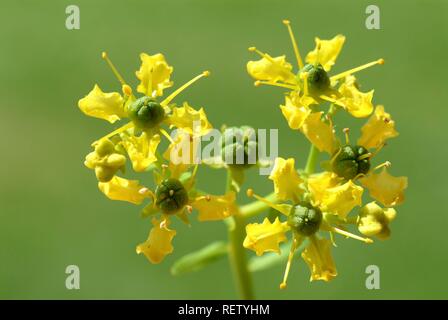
[
  {"x1": 78, "y1": 52, "x2": 236, "y2": 264},
  {"x1": 243, "y1": 20, "x2": 408, "y2": 288}
]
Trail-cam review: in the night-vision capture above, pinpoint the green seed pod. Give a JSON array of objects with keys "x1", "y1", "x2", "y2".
[
  {"x1": 301, "y1": 63, "x2": 330, "y2": 93},
  {"x1": 155, "y1": 178, "x2": 189, "y2": 215},
  {"x1": 221, "y1": 126, "x2": 258, "y2": 168},
  {"x1": 127, "y1": 96, "x2": 165, "y2": 129},
  {"x1": 287, "y1": 203, "x2": 322, "y2": 236},
  {"x1": 332, "y1": 145, "x2": 371, "y2": 180}
]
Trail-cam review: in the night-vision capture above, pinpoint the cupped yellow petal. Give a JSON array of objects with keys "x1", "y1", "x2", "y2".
[
  {"x1": 163, "y1": 130, "x2": 197, "y2": 179},
  {"x1": 193, "y1": 192, "x2": 237, "y2": 221},
  {"x1": 136, "y1": 218, "x2": 176, "y2": 264},
  {"x1": 78, "y1": 85, "x2": 126, "y2": 123},
  {"x1": 136, "y1": 53, "x2": 173, "y2": 97},
  {"x1": 321, "y1": 180, "x2": 363, "y2": 218},
  {"x1": 247, "y1": 55, "x2": 297, "y2": 84},
  {"x1": 165, "y1": 103, "x2": 212, "y2": 136},
  {"x1": 358, "y1": 105, "x2": 399, "y2": 149},
  {"x1": 306, "y1": 35, "x2": 346, "y2": 72},
  {"x1": 243, "y1": 218, "x2": 290, "y2": 256},
  {"x1": 279, "y1": 92, "x2": 314, "y2": 130},
  {"x1": 307, "y1": 171, "x2": 342, "y2": 207},
  {"x1": 98, "y1": 176, "x2": 147, "y2": 204},
  {"x1": 361, "y1": 168, "x2": 407, "y2": 206},
  {"x1": 357, "y1": 201, "x2": 397, "y2": 240},
  {"x1": 301, "y1": 112, "x2": 337, "y2": 154},
  {"x1": 301, "y1": 237, "x2": 337, "y2": 282},
  {"x1": 269, "y1": 157, "x2": 304, "y2": 201},
  {"x1": 120, "y1": 130, "x2": 161, "y2": 172},
  {"x1": 337, "y1": 75, "x2": 374, "y2": 118}
]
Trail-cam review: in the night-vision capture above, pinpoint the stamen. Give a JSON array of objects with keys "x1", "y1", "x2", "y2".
[
  {"x1": 92, "y1": 122, "x2": 134, "y2": 146},
  {"x1": 357, "y1": 152, "x2": 372, "y2": 161},
  {"x1": 248, "y1": 47, "x2": 277, "y2": 64},
  {"x1": 254, "y1": 80, "x2": 296, "y2": 90},
  {"x1": 373, "y1": 161, "x2": 391, "y2": 171},
  {"x1": 332, "y1": 227, "x2": 373, "y2": 244},
  {"x1": 161, "y1": 71, "x2": 210, "y2": 106},
  {"x1": 122, "y1": 85, "x2": 133, "y2": 96},
  {"x1": 301, "y1": 72, "x2": 309, "y2": 96},
  {"x1": 282, "y1": 20, "x2": 304, "y2": 69},
  {"x1": 186, "y1": 205, "x2": 193, "y2": 214},
  {"x1": 343, "y1": 128, "x2": 350, "y2": 144},
  {"x1": 330, "y1": 58, "x2": 385, "y2": 81},
  {"x1": 246, "y1": 189, "x2": 291, "y2": 216},
  {"x1": 370, "y1": 143, "x2": 386, "y2": 159},
  {"x1": 280, "y1": 236, "x2": 299, "y2": 289},
  {"x1": 101, "y1": 52, "x2": 128, "y2": 86},
  {"x1": 159, "y1": 128, "x2": 174, "y2": 144}
]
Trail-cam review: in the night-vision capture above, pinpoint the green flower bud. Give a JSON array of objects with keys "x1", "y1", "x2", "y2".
[
  {"x1": 155, "y1": 178, "x2": 189, "y2": 215},
  {"x1": 287, "y1": 203, "x2": 322, "y2": 237},
  {"x1": 221, "y1": 126, "x2": 258, "y2": 168},
  {"x1": 127, "y1": 96, "x2": 165, "y2": 129},
  {"x1": 332, "y1": 145, "x2": 371, "y2": 180},
  {"x1": 357, "y1": 202, "x2": 396, "y2": 240},
  {"x1": 301, "y1": 63, "x2": 330, "y2": 93},
  {"x1": 95, "y1": 139, "x2": 115, "y2": 157},
  {"x1": 95, "y1": 166, "x2": 116, "y2": 183}
]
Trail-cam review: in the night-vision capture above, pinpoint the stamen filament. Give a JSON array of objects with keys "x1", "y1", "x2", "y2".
[
  {"x1": 254, "y1": 80, "x2": 296, "y2": 90},
  {"x1": 282, "y1": 20, "x2": 304, "y2": 69},
  {"x1": 331, "y1": 58, "x2": 385, "y2": 81},
  {"x1": 301, "y1": 72, "x2": 309, "y2": 96},
  {"x1": 280, "y1": 236, "x2": 300, "y2": 289},
  {"x1": 246, "y1": 189, "x2": 291, "y2": 216},
  {"x1": 161, "y1": 71, "x2": 210, "y2": 106},
  {"x1": 343, "y1": 128, "x2": 350, "y2": 144},
  {"x1": 92, "y1": 121, "x2": 134, "y2": 146},
  {"x1": 248, "y1": 47, "x2": 277, "y2": 64},
  {"x1": 101, "y1": 52, "x2": 128, "y2": 86},
  {"x1": 373, "y1": 161, "x2": 391, "y2": 171},
  {"x1": 331, "y1": 227, "x2": 373, "y2": 244},
  {"x1": 159, "y1": 128, "x2": 174, "y2": 144},
  {"x1": 357, "y1": 153, "x2": 372, "y2": 161}
]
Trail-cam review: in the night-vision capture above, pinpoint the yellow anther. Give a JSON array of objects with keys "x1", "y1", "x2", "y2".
[{"x1": 246, "y1": 188, "x2": 254, "y2": 197}]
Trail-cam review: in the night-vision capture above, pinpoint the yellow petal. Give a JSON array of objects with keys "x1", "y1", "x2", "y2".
[
  {"x1": 307, "y1": 171, "x2": 342, "y2": 206},
  {"x1": 121, "y1": 131, "x2": 161, "y2": 172},
  {"x1": 306, "y1": 35, "x2": 346, "y2": 72},
  {"x1": 280, "y1": 93, "x2": 313, "y2": 130},
  {"x1": 301, "y1": 238, "x2": 337, "y2": 282},
  {"x1": 166, "y1": 103, "x2": 212, "y2": 136},
  {"x1": 136, "y1": 218, "x2": 176, "y2": 264},
  {"x1": 358, "y1": 105, "x2": 399, "y2": 149},
  {"x1": 361, "y1": 168, "x2": 407, "y2": 206},
  {"x1": 247, "y1": 55, "x2": 297, "y2": 84},
  {"x1": 193, "y1": 192, "x2": 237, "y2": 221},
  {"x1": 337, "y1": 75, "x2": 374, "y2": 118},
  {"x1": 135, "y1": 53, "x2": 173, "y2": 97},
  {"x1": 269, "y1": 157, "x2": 303, "y2": 201},
  {"x1": 243, "y1": 218, "x2": 290, "y2": 256},
  {"x1": 98, "y1": 176, "x2": 147, "y2": 204},
  {"x1": 78, "y1": 85, "x2": 126, "y2": 123},
  {"x1": 301, "y1": 112, "x2": 337, "y2": 154},
  {"x1": 321, "y1": 180, "x2": 363, "y2": 218}
]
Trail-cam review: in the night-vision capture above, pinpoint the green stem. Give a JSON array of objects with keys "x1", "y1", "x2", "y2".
[
  {"x1": 240, "y1": 192, "x2": 276, "y2": 219},
  {"x1": 304, "y1": 143, "x2": 319, "y2": 175},
  {"x1": 225, "y1": 169, "x2": 254, "y2": 300}
]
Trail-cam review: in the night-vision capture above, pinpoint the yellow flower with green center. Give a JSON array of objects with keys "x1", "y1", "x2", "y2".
[
  {"x1": 79, "y1": 52, "x2": 212, "y2": 179},
  {"x1": 244, "y1": 156, "x2": 375, "y2": 288},
  {"x1": 247, "y1": 20, "x2": 383, "y2": 149}
]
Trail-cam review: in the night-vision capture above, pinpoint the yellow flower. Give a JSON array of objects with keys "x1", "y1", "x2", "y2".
[
  {"x1": 247, "y1": 52, "x2": 297, "y2": 84},
  {"x1": 135, "y1": 53, "x2": 173, "y2": 97},
  {"x1": 357, "y1": 201, "x2": 396, "y2": 240},
  {"x1": 360, "y1": 168, "x2": 408, "y2": 206},
  {"x1": 301, "y1": 112, "x2": 337, "y2": 154},
  {"x1": 268, "y1": 157, "x2": 304, "y2": 201},
  {"x1": 243, "y1": 217, "x2": 290, "y2": 256},
  {"x1": 136, "y1": 218, "x2": 176, "y2": 264},
  {"x1": 120, "y1": 130, "x2": 161, "y2": 172},
  {"x1": 84, "y1": 139, "x2": 126, "y2": 182},
  {"x1": 78, "y1": 84, "x2": 126, "y2": 123},
  {"x1": 301, "y1": 237, "x2": 337, "y2": 281},
  {"x1": 336, "y1": 75, "x2": 374, "y2": 118},
  {"x1": 194, "y1": 192, "x2": 238, "y2": 221},
  {"x1": 279, "y1": 92, "x2": 314, "y2": 130},
  {"x1": 98, "y1": 176, "x2": 147, "y2": 205},
  {"x1": 358, "y1": 105, "x2": 399, "y2": 149},
  {"x1": 305, "y1": 35, "x2": 346, "y2": 72},
  {"x1": 321, "y1": 180, "x2": 364, "y2": 219}
]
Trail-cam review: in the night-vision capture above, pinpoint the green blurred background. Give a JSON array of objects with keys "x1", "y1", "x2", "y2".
[{"x1": 1, "y1": 0, "x2": 447, "y2": 299}]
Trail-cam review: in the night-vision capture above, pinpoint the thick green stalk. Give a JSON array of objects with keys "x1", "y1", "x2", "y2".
[
  {"x1": 304, "y1": 143, "x2": 319, "y2": 175},
  {"x1": 226, "y1": 170, "x2": 254, "y2": 299}
]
